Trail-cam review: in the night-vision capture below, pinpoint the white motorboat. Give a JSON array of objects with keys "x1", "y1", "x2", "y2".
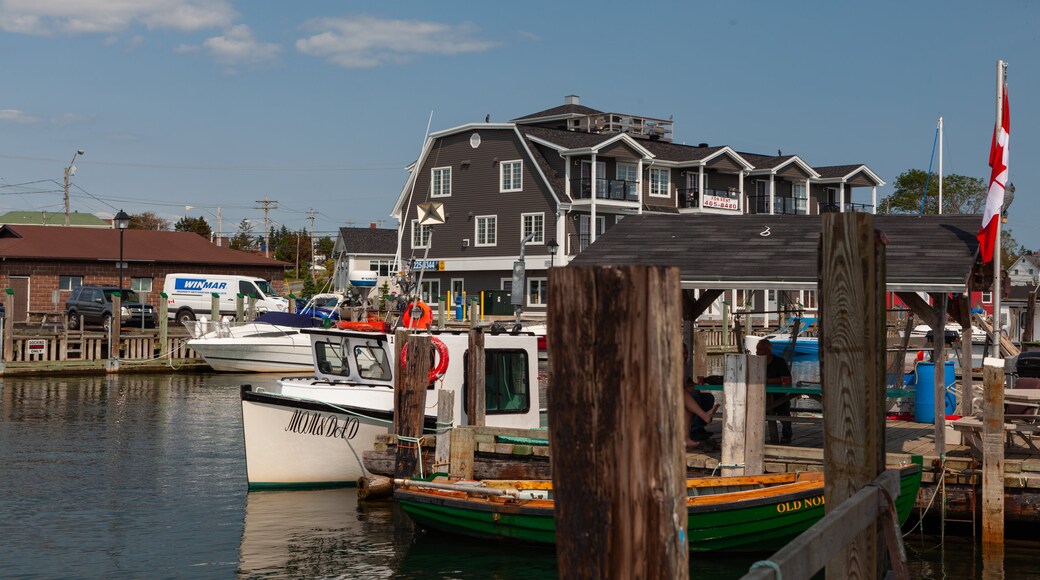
[
  {"x1": 240, "y1": 327, "x2": 541, "y2": 489},
  {"x1": 188, "y1": 312, "x2": 322, "y2": 373}
]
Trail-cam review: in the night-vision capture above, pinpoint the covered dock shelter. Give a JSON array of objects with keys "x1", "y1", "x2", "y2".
[{"x1": 569, "y1": 213, "x2": 989, "y2": 452}]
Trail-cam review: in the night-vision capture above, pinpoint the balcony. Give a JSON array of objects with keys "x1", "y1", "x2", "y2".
[
  {"x1": 747, "y1": 195, "x2": 806, "y2": 215},
  {"x1": 818, "y1": 201, "x2": 875, "y2": 214},
  {"x1": 570, "y1": 178, "x2": 639, "y2": 202}
]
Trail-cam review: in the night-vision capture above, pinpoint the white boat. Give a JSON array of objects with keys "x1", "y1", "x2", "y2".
[
  {"x1": 188, "y1": 312, "x2": 322, "y2": 373},
  {"x1": 240, "y1": 328, "x2": 541, "y2": 489},
  {"x1": 744, "y1": 317, "x2": 819, "y2": 362}
]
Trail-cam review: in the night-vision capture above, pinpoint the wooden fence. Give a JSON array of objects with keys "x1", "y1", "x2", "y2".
[{"x1": 7, "y1": 330, "x2": 199, "y2": 363}]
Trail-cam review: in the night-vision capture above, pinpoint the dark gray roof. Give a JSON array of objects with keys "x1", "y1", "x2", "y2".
[
  {"x1": 337, "y1": 227, "x2": 397, "y2": 255},
  {"x1": 815, "y1": 164, "x2": 868, "y2": 179},
  {"x1": 513, "y1": 103, "x2": 605, "y2": 121},
  {"x1": 519, "y1": 126, "x2": 728, "y2": 163},
  {"x1": 738, "y1": 152, "x2": 797, "y2": 170},
  {"x1": 569, "y1": 214, "x2": 981, "y2": 292}
]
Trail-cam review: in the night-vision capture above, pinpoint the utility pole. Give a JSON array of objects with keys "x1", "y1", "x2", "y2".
[
  {"x1": 216, "y1": 207, "x2": 223, "y2": 246},
  {"x1": 63, "y1": 149, "x2": 85, "y2": 226},
  {"x1": 255, "y1": 195, "x2": 278, "y2": 258},
  {"x1": 308, "y1": 209, "x2": 317, "y2": 281}
]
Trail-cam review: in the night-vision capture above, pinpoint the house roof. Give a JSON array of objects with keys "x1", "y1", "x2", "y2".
[
  {"x1": 513, "y1": 103, "x2": 605, "y2": 122},
  {"x1": 568, "y1": 214, "x2": 981, "y2": 293},
  {"x1": 336, "y1": 227, "x2": 398, "y2": 255},
  {"x1": 0, "y1": 225, "x2": 287, "y2": 266},
  {"x1": 0, "y1": 211, "x2": 109, "y2": 227}
]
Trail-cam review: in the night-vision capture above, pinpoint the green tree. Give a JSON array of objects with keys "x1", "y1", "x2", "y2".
[
  {"x1": 229, "y1": 219, "x2": 256, "y2": 252},
  {"x1": 130, "y1": 211, "x2": 170, "y2": 230},
  {"x1": 316, "y1": 236, "x2": 334, "y2": 259},
  {"x1": 879, "y1": 169, "x2": 987, "y2": 215},
  {"x1": 174, "y1": 216, "x2": 212, "y2": 239}
]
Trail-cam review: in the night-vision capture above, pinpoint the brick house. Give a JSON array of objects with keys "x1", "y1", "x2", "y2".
[
  {"x1": 0, "y1": 225, "x2": 287, "y2": 322},
  {"x1": 389, "y1": 95, "x2": 884, "y2": 317}
]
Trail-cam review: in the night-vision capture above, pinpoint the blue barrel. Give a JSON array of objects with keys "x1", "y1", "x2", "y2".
[{"x1": 911, "y1": 361, "x2": 956, "y2": 423}]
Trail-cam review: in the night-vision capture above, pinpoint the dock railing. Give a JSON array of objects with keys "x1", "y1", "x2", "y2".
[{"x1": 741, "y1": 468, "x2": 909, "y2": 580}]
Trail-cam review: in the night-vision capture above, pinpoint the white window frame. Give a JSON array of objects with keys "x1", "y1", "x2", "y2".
[
  {"x1": 527, "y1": 278, "x2": 548, "y2": 306},
  {"x1": 411, "y1": 219, "x2": 431, "y2": 249},
  {"x1": 500, "y1": 160, "x2": 523, "y2": 192},
  {"x1": 649, "y1": 168, "x2": 670, "y2": 197},
  {"x1": 420, "y1": 280, "x2": 441, "y2": 304},
  {"x1": 616, "y1": 163, "x2": 638, "y2": 193},
  {"x1": 500, "y1": 278, "x2": 512, "y2": 291},
  {"x1": 431, "y1": 166, "x2": 451, "y2": 197},
  {"x1": 59, "y1": 275, "x2": 83, "y2": 291},
  {"x1": 792, "y1": 182, "x2": 808, "y2": 214},
  {"x1": 131, "y1": 277, "x2": 153, "y2": 293},
  {"x1": 521, "y1": 212, "x2": 544, "y2": 245},
  {"x1": 475, "y1": 215, "x2": 497, "y2": 247},
  {"x1": 450, "y1": 279, "x2": 465, "y2": 301},
  {"x1": 982, "y1": 292, "x2": 993, "y2": 304}
]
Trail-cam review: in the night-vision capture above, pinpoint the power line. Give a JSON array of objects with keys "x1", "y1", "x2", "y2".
[{"x1": 0, "y1": 153, "x2": 403, "y2": 173}]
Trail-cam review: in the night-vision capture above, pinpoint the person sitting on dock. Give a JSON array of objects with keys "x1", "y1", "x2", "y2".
[
  {"x1": 684, "y1": 379, "x2": 720, "y2": 451},
  {"x1": 757, "y1": 339, "x2": 793, "y2": 445}
]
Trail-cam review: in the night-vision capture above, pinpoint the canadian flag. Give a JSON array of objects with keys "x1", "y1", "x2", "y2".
[{"x1": 978, "y1": 84, "x2": 1010, "y2": 263}]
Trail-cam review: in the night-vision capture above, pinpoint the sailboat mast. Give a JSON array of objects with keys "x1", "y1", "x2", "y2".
[{"x1": 938, "y1": 116, "x2": 943, "y2": 215}]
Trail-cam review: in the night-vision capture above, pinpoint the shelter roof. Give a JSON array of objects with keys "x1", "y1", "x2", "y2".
[
  {"x1": 0, "y1": 225, "x2": 287, "y2": 266},
  {"x1": 568, "y1": 214, "x2": 980, "y2": 292}
]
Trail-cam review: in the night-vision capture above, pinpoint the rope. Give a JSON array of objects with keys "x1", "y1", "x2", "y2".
[
  {"x1": 749, "y1": 559, "x2": 782, "y2": 579},
  {"x1": 709, "y1": 463, "x2": 745, "y2": 477},
  {"x1": 396, "y1": 435, "x2": 427, "y2": 479},
  {"x1": 903, "y1": 457, "x2": 945, "y2": 537}
]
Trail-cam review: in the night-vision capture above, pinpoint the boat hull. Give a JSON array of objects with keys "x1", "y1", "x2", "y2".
[
  {"x1": 191, "y1": 335, "x2": 313, "y2": 373},
  {"x1": 396, "y1": 465, "x2": 922, "y2": 552},
  {"x1": 241, "y1": 385, "x2": 410, "y2": 489}
]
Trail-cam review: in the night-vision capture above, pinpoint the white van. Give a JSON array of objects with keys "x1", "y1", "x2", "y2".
[{"x1": 163, "y1": 273, "x2": 288, "y2": 324}]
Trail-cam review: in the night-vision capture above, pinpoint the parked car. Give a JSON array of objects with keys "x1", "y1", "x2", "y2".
[{"x1": 65, "y1": 286, "x2": 158, "y2": 331}]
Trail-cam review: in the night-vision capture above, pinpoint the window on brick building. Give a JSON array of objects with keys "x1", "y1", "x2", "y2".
[
  {"x1": 131, "y1": 278, "x2": 153, "y2": 293},
  {"x1": 59, "y1": 276, "x2": 83, "y2": 291}
]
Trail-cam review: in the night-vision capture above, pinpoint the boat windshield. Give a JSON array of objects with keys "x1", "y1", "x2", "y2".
[
  {"x1": 315, "y1": 341, "x2": 347, "y2": 376},
  {"x1": 355, "y1": 345, "x2": 391, "y2": 381}
]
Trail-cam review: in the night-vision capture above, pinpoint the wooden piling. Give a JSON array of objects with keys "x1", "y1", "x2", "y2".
[
  {"x1": 236, "y1": 294, "x2": 245, "y2": 322},
  {"x1": 158, "y1": 292, "x2": 169, "y2": 359},
  {"x1": 4, "y1": 289, "x2": 13, "y2": 362},
  {"x1": 693, "y1": 331, "x2": 708, "y2": 381},
  {"x1": 982, "y1": 358, "x2": 1005, "y2": 546},
  {"x1": 931, "y1": 292, "x2": 947, "y2": 455},
  {"x1": 548, "y1": 265, "x2": 687, "y2": 580},
  {"x1": 434, "y1": 390, "x2": 454, "y2": 474},
  {"x1": 466, "y1": 328, "x2": 486, "y2": 426},
  {"x1": 111, "y1": 295, "x2": 122, "y2": 361},
  {"x1": 210, "y1": 293, "x2": 221, "y2": 323},
  {"x1": 722, "y1": 354, "x2": 765, "y2": 476},
  {"x1": 393, "y1": 330, "x2": 431, "y2": 480},
  {"x1": 819, "y1": 212, "x2": 886, "y2": 579}
]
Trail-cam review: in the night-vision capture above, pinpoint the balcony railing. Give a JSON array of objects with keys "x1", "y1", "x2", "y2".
[
  {"x1": 571, "y1": 178, "x2": 639, "y2": 202},
  {"x1": 818, "y1": 202, "x2": 876, "y2": 214},
  {"x1": 747, "y1": 195, "x2": 806, "y2": 215}
]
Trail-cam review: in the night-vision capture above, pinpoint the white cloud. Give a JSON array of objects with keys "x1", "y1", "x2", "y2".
[
  {"x1": 296, "y1": 15, "x2": 496, "y2": 68},
  {"x1": 0, "y1": 109, "x2": 41, "y2": 124},
  {"x1": 0, "y1": 0, "x2": 237, "y2": 36},
  {"x1": 200, "y1": 24, "x2": 280, "y2": 66}
]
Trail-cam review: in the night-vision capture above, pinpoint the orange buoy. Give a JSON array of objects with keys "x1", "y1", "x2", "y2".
[{"x1": 401, "y1": 301, "x2": 433, "y2": 329}]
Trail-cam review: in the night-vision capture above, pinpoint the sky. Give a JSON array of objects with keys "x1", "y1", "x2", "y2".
[{"x1": 1, "y1": 1, "x2": 1038, "y2": 248}]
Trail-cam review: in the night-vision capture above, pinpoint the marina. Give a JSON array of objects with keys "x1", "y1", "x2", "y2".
[{"x1": 3, "y1": 372, "x2": 1040, "y2": 579}]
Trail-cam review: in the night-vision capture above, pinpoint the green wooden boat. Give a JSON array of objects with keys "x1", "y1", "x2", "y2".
[{"x1": 395, "y1": 463, "x2": 922, "y2": 552}]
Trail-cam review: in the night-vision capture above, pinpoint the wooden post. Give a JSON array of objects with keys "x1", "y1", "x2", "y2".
[
  {"x1": 287, "y1": 293, "x2": 296, "y2": 314},
  {"x1": 236, "y1": 293, "x2": 245, "y2": 323},
  {"x1": 437, "y1": 297, "x2": 446, "y2": 329},
  {"x1": 693, "y1": 331, "x2": 708, "y2": 382},
  {"x1": 954, "y1": 294, "x2": 975, "y2": 416},
  {"x1": 722, "y1": 300, "x2": 730, "y2": 348},
  {"x1": 248, "y1": 295, "x2": 257, "y2": 320},
  {"x1": 111, "y1": 295, "x2": 122, "y2": 362},
  {"x1": 449, "y1": 426, "x2": 475, "y2": 479},
  {"x1": 1026, "y1": 288, "x2": 1037, "y2": 343},
  {"x1": 394, "y1": 330, "x2": 431, "y2": 480},
  {"x1": 3, "y1": 290, "x2": 13, "y2": 362},
  {"x1": 158, "y1": 292, "x2": 169, "y2": 360},
  {"x1": 932, "y1": 292, "x2": 947, "y2": 455},
  {"x1": 981, "y1": 358, "x2": 1005, "y2": 547},
  {"x1": 548, "y1": 265, "x2": 687, "y2": 579},
  {"x1": 819, "y1": 212, "x2": 886, "y2": 579},
  {"x1": 469, "y1": 297, "x2": 479, "y2": 328},
  {"x1": 722, "y1": 354, "x2": 765, "y2": 477},
  {"x1": 211, "y1": 293, "x2": 221, "y2": 323},
  {"x1": 466, "y1": 328, "x2": 486, "y2": 426},
  {"x1": 434, "y1": 390, "x2": 454, "y2": 474}
]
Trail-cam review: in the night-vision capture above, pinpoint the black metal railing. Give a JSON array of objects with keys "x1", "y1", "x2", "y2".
[
  {"x1": 676, "y1": 188, "x2": 699, "y2": 208},
  {"x1": 747, "y1": 195, "x2": 806, "y2": 215},
  {"x1": 818, "y1": 201, "x2": 875, "y2": 214},
  {"x1": 571, "y1": 178, "x2": 639, "y2": 201}
]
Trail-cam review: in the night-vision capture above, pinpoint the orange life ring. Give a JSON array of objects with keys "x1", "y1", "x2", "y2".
[
  {"x1": 399, "y1": 336, "x2": 450, "y2": 384},
  {"x1": 401, "y1": 300, "x2": 433, "y2": 329}
]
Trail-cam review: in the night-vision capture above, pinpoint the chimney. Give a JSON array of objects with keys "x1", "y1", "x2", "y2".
[
  {"x1": 370, "y1": 222, "x2": 377, "y2": 229},
  {"x1": 564, "y1": 95, "x2": 580, "y2": 106}
]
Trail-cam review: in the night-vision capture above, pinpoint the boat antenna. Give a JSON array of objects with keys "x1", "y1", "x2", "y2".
[
  {"x1": 394, "y1": 110, "x2": 435, "y2": 278},
  {"x1": 919, "y1": 117, "x2": 940, "y2": 214}
]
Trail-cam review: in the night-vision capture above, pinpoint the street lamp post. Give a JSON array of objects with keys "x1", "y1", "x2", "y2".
[
  {"x1": 114, "y1": 209, "x2": 130, "y2": 289},
  {"x1": 63, "y1": 149, "x2": 85, "y2": 226},
  {"x1": 547, "y1": 238, "x2": 559, "y2": 268}
]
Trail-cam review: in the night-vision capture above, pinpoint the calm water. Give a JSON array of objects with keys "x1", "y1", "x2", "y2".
[{"x1": 0, "y1": 372, "x2": 1034, "y2": 578}]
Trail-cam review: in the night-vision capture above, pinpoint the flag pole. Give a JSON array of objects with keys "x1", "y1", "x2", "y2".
[{"x1": 992, "y1": 59, "x2": 1005, "y2": 358}]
